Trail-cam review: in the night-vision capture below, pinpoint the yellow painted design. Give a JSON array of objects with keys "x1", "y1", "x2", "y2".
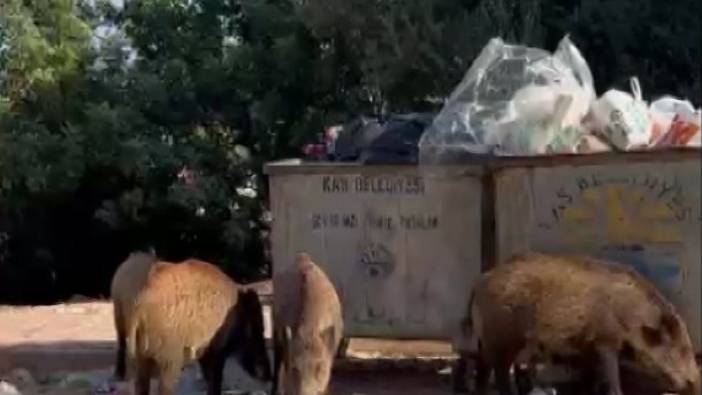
[
  {"x1": 640, "y1": 202, "x2": 676, "y2": 220},
  {"x1": 645, "y1": 227, "x2": 683, "y2": 243},
  {"x1": 582, "y1": 189, "x2": 600, "y2": 203},
  {"x1": 606, "y1": 186, "x2": 636, "y2": 244},
  {"x1": 622, "y1": 189, "x2": 644, "y2": 205},
  {"x1": 559, "y1": 184, "x2": 684, "y2": 246},
  {"x1": 561, "y1": 207, "x2": 592, "y2": 221}
]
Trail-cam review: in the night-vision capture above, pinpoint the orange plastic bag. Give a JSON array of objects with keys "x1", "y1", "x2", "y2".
[{"x1": 650, "y1": 97, "x2": 701, "y2": 147}]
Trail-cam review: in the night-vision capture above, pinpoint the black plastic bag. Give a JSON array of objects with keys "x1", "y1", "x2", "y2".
[{"x1": 333, "y1": 113, "x2": 435, "y2": 164}]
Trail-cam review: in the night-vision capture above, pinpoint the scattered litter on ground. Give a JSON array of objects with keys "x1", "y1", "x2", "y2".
[{"x1": 0, "y1": 381, "x2": 21, "y2": 395}]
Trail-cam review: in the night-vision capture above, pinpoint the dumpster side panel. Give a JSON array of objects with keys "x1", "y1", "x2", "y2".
[
  {"x1": 495, "y1": 160, "x2": 702, "y2": 352},
  {"x1": 269, "y1": 168, "x2": 482, "y2": 340}
]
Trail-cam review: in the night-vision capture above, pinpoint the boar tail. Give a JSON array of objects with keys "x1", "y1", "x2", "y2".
[
  {"x1": 126, "y1": 312, "x2": 143, "y2": 360},
  {"x1": 462, "y1": 289, "x2": 475, "y2": 336},
  {"x1": 454, "y1": 289, "x2": 478, "y2": 354}
]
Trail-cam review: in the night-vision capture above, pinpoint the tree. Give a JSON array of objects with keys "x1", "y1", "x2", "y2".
[
  {"x1": 299, "y1": 0, "x2": 546, "y2": 115},
  {"x1": 0, "y1": 0, "x2": 699, "y2": 303},
  {"x1": 542, "y1": 0, "x2": 701, "y2": 104}
]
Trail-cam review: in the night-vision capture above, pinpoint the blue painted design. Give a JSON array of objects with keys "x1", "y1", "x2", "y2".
[{"x1": 595, "y1": 246, "x2": 682, "y2": 298}]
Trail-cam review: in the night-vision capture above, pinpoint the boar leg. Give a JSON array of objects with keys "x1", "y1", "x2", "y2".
[
  {"x1": 475, "y1": 357, "x2": 491, "y2": 394},
  {"x1": 113, "y1": 306, "x2": 127, "y2": 380},
  {"x1": 494, "y1": 358, "x2": 514, "y2": 395},
  {"x1": 134, "y1": 358, "x2": 154, "y2": 395},
  {"x1": 115, "y1": 334, "x2": 127, "y2": 380},
  {"x1": 571, "y1": 357, "x2": 600, "y2": 395},
  {"x1": 483, "y1": 345, "x2": 515, "y2": 395},
  {"x1": 199, "y1": 354, "x2": 225, "y2": 395},
  {"x1": 157, "y1": 365, "x2": 181, "y2": 395},
  {"x1": 272, "y1": 331, "x2": 285, "y2": 395},
  {"x1": 474, "y1": 344, "x2": 492, "y2": 394},
  {"x1": 336, "y1": 337, "x2": 350, "y2": 358},
  {"x1": 452, "y1": 351, "x2": 470, "y2": 393},
  {"x1": 514, "y1": 363, "x2": 534, "y2": 395},
  {"x1": 155, "y1": 353, "x2": 184, "y2": 395},
  {"x1": 597, "y1": 347, "x2": 624, "y2": 395}
]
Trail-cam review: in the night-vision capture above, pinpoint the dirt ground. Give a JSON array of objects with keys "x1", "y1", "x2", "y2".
[{"x1": 0, "y1": 297, "x2": 459, "y2": 395}]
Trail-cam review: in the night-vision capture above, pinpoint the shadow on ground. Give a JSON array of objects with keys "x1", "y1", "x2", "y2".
[
  {"x1": 0, "y1": 340, "x2": 115, "y2": 374},
  {"x1": 330, "y1": 358, "x2": 456, "y2": 395},
  {"x1": 0, "y1": 340, "x2": 459, "y2": 395}
]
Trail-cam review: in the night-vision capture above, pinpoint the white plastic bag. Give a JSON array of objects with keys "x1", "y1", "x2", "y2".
[
  {"x1": 689, "y1": 127, "x2": 701, "y2": 147},
  {"x1": 487, "y1": 93, "x2": 586, "y2": 155},
  {"x1": 418, "y1": 35, "x2": 596, "y2": 162},
  {"x1": 649, "y1": 96, "x2": 701, "y2": 147},
  {"x1": 590, "y1": 77, "x2": 652, "y2": 150},
  {"x1": 576, "y1": 133, "x2": 612, "y2": 153},
  {"x1": 528, "y1": 388, "x2": 557, "y2": 395},
  {"x1": 0, "y1": 381, "x2": 20, "y2": 395}
]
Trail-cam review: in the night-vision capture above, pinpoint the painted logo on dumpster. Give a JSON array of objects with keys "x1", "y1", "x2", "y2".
[{"x1": 536, "y1": 172, "x2": 697, "y2": 298}]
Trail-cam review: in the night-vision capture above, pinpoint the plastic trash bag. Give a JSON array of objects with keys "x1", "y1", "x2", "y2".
[
  {"x1": 333, "y1": 115, "x2": 384, "y2": 161},
  {"x1": 0, "y1": 381, "x2": 21, "y2": 395},
  {"x1": 689, "y1": 127, "x2": 701, "y2": 147},
  {"x1": 528, "y1": 388, "x2": 557, "y2": 395},
  {"x1": 590, "y1": 77, "x2": 652, "y2": 150},
  {"x1": 575, "y1": 133, "x2": 612, "y2": 153},
  {"x1": 649, "y1": 96, "x2": 701, "y2": 147},
  {"x1": 418, "y1": 35, "x2": 595, "y2": 163},
  {"x1": 334, "y1": 113, "x2": 434, "y2": 164}
]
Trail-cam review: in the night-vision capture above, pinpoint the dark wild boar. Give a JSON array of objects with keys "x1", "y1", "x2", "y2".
[
  {"x1": 127, "y1": 259, "x2": 271, "y2": 395},
  {"x1": 273, "y1": 253, "x2": 344, "y2": 395},
  {"x1": 111, "y1": 250, "x2": 159, "y2": 380},
  {"x1": 455, "y1": 252, "x2": 700, "y2": 395}
]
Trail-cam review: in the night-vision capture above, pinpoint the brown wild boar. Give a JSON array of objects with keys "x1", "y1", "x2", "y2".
[
  {"x1": 127, "y1": 259, "x2": 271, "y2": 395},
  {"x1": 111, "y1": 250, "x2": 159, "y2": 380},
  {"x1": 455, "y1": 252, "x2": 700, "y2": 395},
  {"x1": 273, "y1": 253, "x2": 344, "y2": 395}
]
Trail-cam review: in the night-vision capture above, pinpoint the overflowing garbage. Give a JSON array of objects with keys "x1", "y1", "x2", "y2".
[
  {"x1": 302, "y1": 114, "x2": 434, "y2": 164},
  {"x1": 303, "y1": 35, "x2": 700, "y2": 164},
  {"x1": 0, "y1": 381, "x2": 21, "y2": 395}
]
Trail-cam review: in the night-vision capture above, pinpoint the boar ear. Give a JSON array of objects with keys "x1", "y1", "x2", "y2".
[
  {"x1": 641, "y1": 325, "x2": 663, "y2": 346},
  {"x1": 660, "y1": 313, "x2": 681, "y2": 340},
  {"x1": 320, "y1": 326, "x2": 336, "y2": 353},
  {"x1": 239, "y1": 289, "x2": 262, "y2": 313},
  {"x1": 244, "y1": 288, "x2": 261, "y2": 304}
]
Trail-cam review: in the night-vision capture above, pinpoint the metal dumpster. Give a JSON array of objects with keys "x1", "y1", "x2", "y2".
[
  {"x1": 265, "y1": 160, "x2": 484, "y2": 340},
  {"x1": 492, "y1": 149, "x2": 702, "y2": 352}
]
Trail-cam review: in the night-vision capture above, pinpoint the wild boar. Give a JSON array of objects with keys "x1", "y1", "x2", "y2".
[
  {"x1": 272, "y1": 253, "x2": 344, "y2": 395},
  {"x1": 110, "y1": 250, "x2": 160, "y2": 380},
  {"x1": 127, "y1": 259, "x2": 271, "y2": 395},
  {"x1": 455, "y1": 252, "x2": 699, "y2": 395}
]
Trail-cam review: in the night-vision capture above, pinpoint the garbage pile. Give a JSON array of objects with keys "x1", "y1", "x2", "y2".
[
  {"x1": 302, "y1": 113, "x2": 434, "y2": 164},
  {"x1": 302, "y1": 35, "x2": 700, "y2": 164},
  {"x1": 419, "y1": 35, "x2": 700, "y2": 163}
]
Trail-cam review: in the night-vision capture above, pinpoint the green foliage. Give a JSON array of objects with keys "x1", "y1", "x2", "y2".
[
  {"x1": 542, "y1": 0, "x2": 701, "y2": 103},
  {"x1": 0, "y1": 0, "x2": 699, "y2": 302},
  {"x1": 0, "y1": 0, "x2": 93, "y2": 116},
  {"x1": 298, "y1": 0, "x2": 546, "y2": 114}
]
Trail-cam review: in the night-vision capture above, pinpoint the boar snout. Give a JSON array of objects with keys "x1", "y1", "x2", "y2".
[
  {"x1": 682, "y1": 377, "x2": 701, "y2": 395},
  {"x1": 672, "y1": 365, "x2": 701, "y2": 395},
  {"x1": 679, "y1": 382, "x2": 700, "y2": 395}
]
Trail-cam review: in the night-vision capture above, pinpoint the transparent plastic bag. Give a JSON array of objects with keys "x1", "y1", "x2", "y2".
[
  {"x1": 418, "y1": 35, "x2": 595, "y2": 163},
  {"x1": 649, "y1": 96, "x2": 701, "y2": 147},
  {"x1": 590, "y1": 77, "x2": 652, "y2": 150}
]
